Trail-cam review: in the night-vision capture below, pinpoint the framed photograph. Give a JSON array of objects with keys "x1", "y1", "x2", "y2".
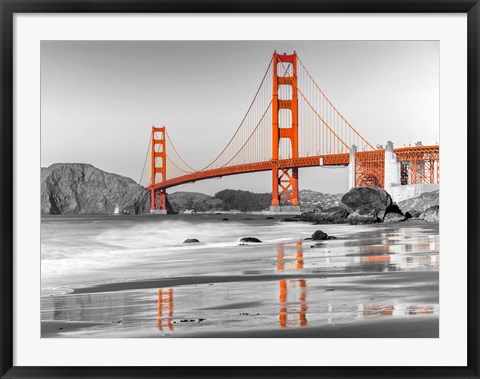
[{"x1": 1, "y1": 1, "x2": 479, "y2": 378}]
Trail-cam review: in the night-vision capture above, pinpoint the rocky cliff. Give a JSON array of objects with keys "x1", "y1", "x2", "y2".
[
  {"x1": 398, "y1": 190, "x2": 439, "y2": 222},
  {"x1": 41, "y1": 163, "x2": 151, "y2": 215}
]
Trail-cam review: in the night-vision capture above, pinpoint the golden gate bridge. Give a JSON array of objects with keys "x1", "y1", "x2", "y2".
[{"x1": 139, "y1": 51, "x2": 439, "y2": 213}]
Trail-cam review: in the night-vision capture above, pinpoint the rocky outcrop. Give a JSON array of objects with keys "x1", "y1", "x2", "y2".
[
  {"x1": 41, "y1": 163, "x2": 151, "y2": 215},
  {"x1": 282, "y1": 207, "x2": 349, "y2": 224},
  {"x1": 398, "y1": 190, "x2": 439, "y2": 215},
  {"x1": 287, "y1": 186, "x2": 440, "y2": 225},
  {"x1": 346, "y1": 211, "x2": 377, "y2": 225},
  {"x1": 308, "y1": 207, "x2": 349, "y2": 224},
  {"x1": 419, "y1": 205, "x2": 439, "y2": 223},
  {"x1": 398, "y1": 190, "x2": 439, "y2": 222},
  {"x1": 383, "y1": 212, "x2": 406, "y2": 223}
]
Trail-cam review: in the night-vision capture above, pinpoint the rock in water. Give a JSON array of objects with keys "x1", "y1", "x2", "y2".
[
  {"x1": 383, "y1": 212, "x2": 406, "y2": 223},
  {"x1": 239, "y1": 237, "x2": 262, "y2": 243},
  {"x1": 311, "y1": 230, "x2": 329, "y2": 240},
  {"x1": 183, "y1": 238, "x2": 200, "y2": 244}
]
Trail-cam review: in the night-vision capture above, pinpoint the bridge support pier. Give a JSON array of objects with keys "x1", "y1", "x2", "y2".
[
  {"x1": 270, "y1": 51, "x2": 300, "y2": 213},
  {"x1": 149, "y1": 126, "x2": 168, "y2": 214},
  {"x1": 348, "y1": 145, "x2": 357, "y2": 189},
  {"x1": 269, "y1": 205, "x2": 301, "y2": 215},
  {"x1": 384, "y1": 141, "x2": 401, "y2": 195},
  {"x1": 150, "y1": 188, "x2": 167, "y2": 214}
]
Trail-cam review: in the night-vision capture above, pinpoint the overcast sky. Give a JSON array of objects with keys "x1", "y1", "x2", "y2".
[{"x1": 41, "y1": 40, "x2": 439, "y2": 195}]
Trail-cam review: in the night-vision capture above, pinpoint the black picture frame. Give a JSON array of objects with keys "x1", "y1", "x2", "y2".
[{"x1": 1, "y1": 1, "x2": 479, "y2": 378}]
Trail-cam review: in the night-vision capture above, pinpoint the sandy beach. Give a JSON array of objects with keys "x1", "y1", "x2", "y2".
[{"x1": 41, "y1": 215, "x2": 439, "y2": 338}]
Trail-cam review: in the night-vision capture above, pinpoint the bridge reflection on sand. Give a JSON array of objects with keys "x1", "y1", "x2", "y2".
[
  {"x1": 277, "y1": 242, "x2": 308, "y2": 328},
  {"x1": 145, "y1": 239, "x2": 438, "y2": 336},
  {"x1": 157, "y1": 288, "x2": 173, "y2": 332}
]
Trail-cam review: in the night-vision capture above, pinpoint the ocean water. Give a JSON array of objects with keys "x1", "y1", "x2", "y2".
[{"x1": 41, "y1": 214, "x2": 439, "y2": 337}]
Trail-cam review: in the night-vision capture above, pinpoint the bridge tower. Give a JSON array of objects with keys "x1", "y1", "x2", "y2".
[
  {"x1": 271, "y1": 52, "x2": 300, "y2": 213},
  {"x1": 150, "y1": 126, "x2": 167, "y2": 214}
]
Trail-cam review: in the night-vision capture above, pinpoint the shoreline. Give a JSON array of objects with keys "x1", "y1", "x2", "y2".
[{"x1": 70, "y1": 270, "x2": 439, "y2": 295}]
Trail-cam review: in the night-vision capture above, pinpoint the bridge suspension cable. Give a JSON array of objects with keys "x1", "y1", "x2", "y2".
[
  {"x1": 297, "y1": 57, "x2": 375, "y2": 151},
  {"x1": 138, "y1": 135, "x2": 152, "y2": 186},
  {"x1": 165, "y1": 131, "x2": 196, "y2": 173},
  {"x1": 159, "y1": 56, "x2": 275, "y2": 180},
  {"x1": 144, "y1": 52, "x2": 377, "y2": 189}
]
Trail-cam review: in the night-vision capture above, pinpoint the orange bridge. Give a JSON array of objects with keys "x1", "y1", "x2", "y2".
[{"x1": 141, "y1": 52, "x2": 439, "y2": 212}]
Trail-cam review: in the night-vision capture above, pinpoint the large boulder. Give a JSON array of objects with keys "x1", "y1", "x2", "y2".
[{"x1": 341, "y1": 187, "x2": 393, "y2": 223}]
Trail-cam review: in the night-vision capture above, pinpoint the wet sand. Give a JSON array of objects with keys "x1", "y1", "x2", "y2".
[
  {"x1": 42, "y1": 315, "x2": 438, "y2": 338},
  {"x1": 172, "y1": 316, "x2": 439, "y2": 338},
  {"x1": 41, "y1": 217, "x2": 439, "y2": 338},
  {"x1": 42, "y1": 321, "x2": 110, "y2": 338},
  {"x1": 72, "y1": 271, "x2": 437, "y2": 295},
  {"x1": 42, "y1": 270, "x2": 438, "y2": 338}
]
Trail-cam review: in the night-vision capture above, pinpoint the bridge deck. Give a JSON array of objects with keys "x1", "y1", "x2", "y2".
[
  {"x1": 149, "y1": 153, "x2": 350, "y2": 191},
  {"x1": 148, "y1": 145, "x2": 439, "y2": 191}
]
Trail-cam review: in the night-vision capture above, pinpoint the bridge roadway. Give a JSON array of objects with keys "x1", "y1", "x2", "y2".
[
  {"x1": 150, "y1": 153, "x2": 350, "y2": 191},
  {"x1": 149, "y1": 145, "x2": 440, "y2": 191}
]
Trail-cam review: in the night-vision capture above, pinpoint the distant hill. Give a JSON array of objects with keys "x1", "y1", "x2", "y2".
[
  {"x1": 298, "y1": 189, "x2": 343, "y2": 212},
  {"x1": 214, "y1": 189, "x2": 271, "y2": 212},
  {"x1": 170, "y1": 189, "x2": 344, "y2": 213},
  {"x1": 168, "y1": 192, "x2": 222, "y2": 213}
]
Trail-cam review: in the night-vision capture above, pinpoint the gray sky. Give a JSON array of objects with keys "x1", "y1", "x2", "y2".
[{"x1": 41, "y1": 40, "x2": 439, "y2": 195}]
